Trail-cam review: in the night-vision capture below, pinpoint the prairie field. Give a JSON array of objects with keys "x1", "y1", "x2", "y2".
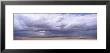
[{"x1": 14, "y1": 35, "x2": 97, "y2": 40}]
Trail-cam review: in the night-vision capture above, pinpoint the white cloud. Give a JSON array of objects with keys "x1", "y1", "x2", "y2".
[{"x1": 14, "y1": 13, "x2": 97, "y2": 31}]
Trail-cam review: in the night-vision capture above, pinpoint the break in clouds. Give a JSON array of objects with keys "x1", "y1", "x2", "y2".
[{"x1": 14, "y1": 13, "x2": 97, "y2": 37}]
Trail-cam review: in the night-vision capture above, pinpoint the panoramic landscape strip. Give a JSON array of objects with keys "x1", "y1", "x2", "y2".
[{"x1": 14, "y1": 13, "x2": 97, "y2": 40}]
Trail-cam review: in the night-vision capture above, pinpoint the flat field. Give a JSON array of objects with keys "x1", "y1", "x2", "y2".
[{"x1": 14, "y1": 35, "x2": 97, "y2": 40}]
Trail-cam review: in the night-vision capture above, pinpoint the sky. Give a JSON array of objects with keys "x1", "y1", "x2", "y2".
[{"x1": 14, "y1": 13, "x2": 97, "y2": 37}]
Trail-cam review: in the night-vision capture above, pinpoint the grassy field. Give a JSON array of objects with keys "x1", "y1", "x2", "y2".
[{"x1": 14, "y1": 35, "x2": 97, "y2": 40}]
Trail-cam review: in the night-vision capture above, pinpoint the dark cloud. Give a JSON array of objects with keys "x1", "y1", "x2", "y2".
[{"x1": 14, "y1": 13, "x2": 97, "y2": 37}]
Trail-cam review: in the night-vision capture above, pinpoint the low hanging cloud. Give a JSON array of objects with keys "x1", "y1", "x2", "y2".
[{"x1": 14, "y1": 13, "x2": 97, "y2": 37}]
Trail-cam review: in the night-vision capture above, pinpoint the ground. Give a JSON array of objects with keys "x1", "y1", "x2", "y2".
[{"x1": 14, "y1": 35, "x2": 97, "y2": 40}]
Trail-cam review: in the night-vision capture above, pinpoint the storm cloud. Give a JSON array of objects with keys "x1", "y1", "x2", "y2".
[{"x1": 14, "y1": 13, "x2": 97, "y2": 37}]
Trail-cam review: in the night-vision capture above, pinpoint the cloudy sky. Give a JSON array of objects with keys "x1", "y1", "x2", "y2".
[{"x1": 14, "y1": 13, "x2": 97, "y2": 37}]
